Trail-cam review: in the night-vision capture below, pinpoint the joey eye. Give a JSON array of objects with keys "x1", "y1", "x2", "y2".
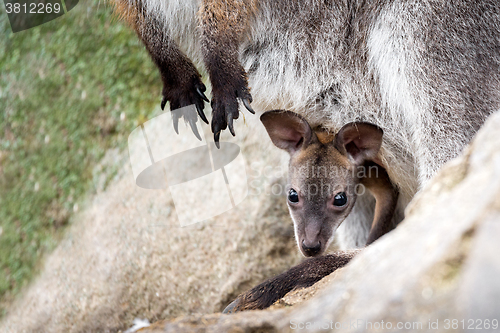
[
  {"x1": 288, "y1": 189, "x2": 299, "y2": 204},
  {"x1": 333, "y1": 192, "x2": 348, "y2": 207}
]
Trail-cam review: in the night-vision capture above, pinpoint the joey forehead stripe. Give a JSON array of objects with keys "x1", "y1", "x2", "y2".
[
  {"x1": 294, "y1": 143, "x2": 350, "y2": 167},
  {"x1": 291, "y1": 144, "x2": 351, "y2": 178},
  {"x1": 315, "y1": 130, "x2": 335, "y2": 145}
]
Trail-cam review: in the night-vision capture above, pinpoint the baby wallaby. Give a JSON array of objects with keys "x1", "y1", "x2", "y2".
[
  {"x1": 261, "y1": 110, "x2": 399, "y2": 257},
  {"x1": 223, "y1": 110, "x2": 399, "y2": 313}
]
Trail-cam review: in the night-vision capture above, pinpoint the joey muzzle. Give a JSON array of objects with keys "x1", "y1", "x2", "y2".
[
  {"x1": 301, "y1": 240, "x2": 322, "y2": 256},
  {"x1": 301, "y1": 221, "x2": 322, "y2": 256}
]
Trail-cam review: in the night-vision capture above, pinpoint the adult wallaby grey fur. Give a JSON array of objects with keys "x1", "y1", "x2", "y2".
[{"x1": 112, "y1": 0, "x2": 500, "y2": 311}]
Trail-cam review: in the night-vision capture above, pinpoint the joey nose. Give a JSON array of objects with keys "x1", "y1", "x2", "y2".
[{"x1": 301, "y1": 240, "x2": 321, "y2": 257}]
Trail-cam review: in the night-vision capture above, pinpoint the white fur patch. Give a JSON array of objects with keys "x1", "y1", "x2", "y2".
[
  {"x1": 125, "y1": 318, "x2": 151, "y2": 333},
  {"x1": 139, "y1": 0, "x2": 203, "y2": 65}
]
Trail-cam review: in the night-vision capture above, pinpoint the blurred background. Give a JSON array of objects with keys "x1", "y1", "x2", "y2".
[{"x1": 0, "y1": 0, "x2": 160, "y2": 315}]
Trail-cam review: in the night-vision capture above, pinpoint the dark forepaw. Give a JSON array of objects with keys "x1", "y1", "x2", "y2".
[
  {"x1": 210, "y1": 77, "x2": 255, "y2": 147},
  {"x1": 161, "y1": 76, "x2": 209, "y2": 126}
]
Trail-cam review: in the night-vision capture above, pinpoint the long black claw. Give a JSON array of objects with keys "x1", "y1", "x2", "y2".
[
  {"x1": 172, "y1": 114, "x2": 179, "y2": 135},
  {"x1": 161, "y1": 97, "x2": 167, "y2": 110},
  {"x1": 243, "y1": 99, "x2": 255, "y2": 114},
  {"x1": 214, "y1": 132, "x2": 221, "y2": 149},
  {"x1": 189, "y1": 120, "x2": 202, "y2": 141},
  {"x1": 196, "y1": 87, "x2": 210, "y2": 103},
  {"x1": 227, "y1": 114, "x2": 235, "y2": 136},
  {"x1": 196, "y1": 103, "x2": 209, "y2": 124}
]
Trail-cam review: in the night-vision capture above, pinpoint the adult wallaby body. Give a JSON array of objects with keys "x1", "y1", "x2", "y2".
[{"x1": 113, "y1": 0, "x2": 500, "y2": 311}]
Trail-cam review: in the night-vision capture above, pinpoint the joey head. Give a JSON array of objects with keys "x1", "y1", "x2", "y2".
[{"x1": 261, "y1": 110, "x2": 399, "y2": 257}]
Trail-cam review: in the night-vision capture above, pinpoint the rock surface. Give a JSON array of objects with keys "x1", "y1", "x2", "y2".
[
  {"x1": 137, "y1": 111, "x2": 500, "y2": 332},
  {"x1": 2, "y1": 109, "x2": 500, "y2": 333},
  {"x1": 0, "y1": 111, "x2": 303, "y2": 333}
]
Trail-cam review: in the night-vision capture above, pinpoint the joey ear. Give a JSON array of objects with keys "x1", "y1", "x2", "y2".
[
  {"x1": 260, "y1": 110, "x2": 314, "y2": 154},
  {"x1": 335, "y1": 122, "x2": 383, "y2": 165}
]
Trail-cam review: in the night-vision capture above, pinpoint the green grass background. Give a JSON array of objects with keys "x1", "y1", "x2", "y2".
[{"x1": 0, "y1": 0, "x2": 160, "y2": 315}]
